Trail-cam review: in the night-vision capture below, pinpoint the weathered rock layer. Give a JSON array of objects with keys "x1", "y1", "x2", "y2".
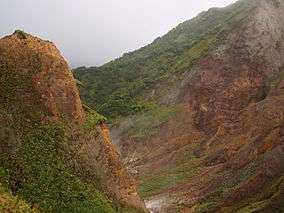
[{"x1": 115, "y1": 0, "x2": 284, "y2": 212}]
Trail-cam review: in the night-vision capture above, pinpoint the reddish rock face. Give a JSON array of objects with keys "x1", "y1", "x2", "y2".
[
  {"x1": 0, "y1": 31, "x2": 146, "y2": 212},
  {"x1": 0, "y1": 31, "x2": 85, "y2": 123},
  {"x1": 71, "y1": 123, "x2": 147, "y2": 211},
  {"x1": 116, "y1": 0, "x2": 284, "y2": 212}
]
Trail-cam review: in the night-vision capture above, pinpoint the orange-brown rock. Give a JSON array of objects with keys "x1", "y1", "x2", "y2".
[
  {"x1": 0, "y1": 31, "x2": 146, "y2": 211},
  {"x1": 0, "y1": 31, "x2": 84, "y2": 123},
  {"x1": 71, "y1": 122, "x2": 147, "y2": 210}
]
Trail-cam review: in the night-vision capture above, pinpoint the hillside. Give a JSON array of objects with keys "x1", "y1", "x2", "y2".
[
  {"x1": 75, "y1": 0, "x2": 284, "y2": 212},
  {"x1": 0, "y1": 31, "x2": 146, "y2": 212},
  {"x1": 74, "y1": 0, "x2": 256, "y2": 119}
]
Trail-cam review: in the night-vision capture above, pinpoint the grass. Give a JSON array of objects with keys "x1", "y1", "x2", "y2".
[
  {"x1": 138, "y1": 159, "x2": 204, "y2": 198},
  {"x1": 117, "y1": 105, "x2": 176, "y2": 139}
]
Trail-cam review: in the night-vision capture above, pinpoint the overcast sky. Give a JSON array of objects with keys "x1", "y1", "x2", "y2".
[{"x1": 1, "y1": 0, "x2": 237, "y2": 67}]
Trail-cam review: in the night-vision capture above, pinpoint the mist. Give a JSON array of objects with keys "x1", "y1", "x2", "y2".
[{"x1": 1, "y1": 0, "x2": 237, "y2": 67}]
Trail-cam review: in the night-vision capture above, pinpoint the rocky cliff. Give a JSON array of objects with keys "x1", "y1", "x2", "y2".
[
  {"x1": 0, "y1": 31, "x2": 146, "y2": 212},
  {"x1": 75, "y1": 0, "x2": 284, "y2": 212}
]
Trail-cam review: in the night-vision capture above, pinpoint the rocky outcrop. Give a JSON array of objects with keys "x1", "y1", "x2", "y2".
[
  {"x1": 0, "y1": 31, "x2": 84, "y2": 123},
  {"x1": 0, "y1": 31, "x2": 146, "y2": 212}
]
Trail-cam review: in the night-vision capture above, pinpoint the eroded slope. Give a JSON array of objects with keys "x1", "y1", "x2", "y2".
[{"x1": 75, "y1": 0, "x2": 284, "y2": 212}]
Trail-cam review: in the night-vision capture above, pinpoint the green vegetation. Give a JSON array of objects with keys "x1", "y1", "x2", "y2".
[
  {"x1": 84, "y1": 110, "x2": 107, "y2": 130},
  {"x1": 74, "y1": 0, "x2": 256, "y2": 121},
  {"x1": 138, "y1": 159, "x2": 203, "y2": 197},
  {"x1": 193, "y1": 202, "x2": 218, "y2": 213},
  {"x1": 116, "y1": 105, "x2": 176, "y2": 139},
  {"x1": 0, "y1": 33, "x2": 144, "y2": 213},
  {"x1": 14, "y1": 30, "x2": 28, "y2": 39},
  {"x1": 188, "y1": 158, "x2": 261, "y2": 212},
  {"x1": 75, "y1": 78, "x2": 84, "y2": 87},
  {"x1": 0, "y1": 123, "x2": 115, "y2": 212},
  {"x1": 0, "y1": 59, "x2": 44, "y2": 129},
  {"x1": 187, "y1": 154, "x2": 284, "y2": 213},
  {"x1": 0, "y1": 182, "x2": 37, "y2": 212}
]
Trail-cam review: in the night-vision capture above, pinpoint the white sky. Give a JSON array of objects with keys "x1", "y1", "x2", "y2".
[{"x1": 0, "y1": 0, "x2": 237, "y2": 67}]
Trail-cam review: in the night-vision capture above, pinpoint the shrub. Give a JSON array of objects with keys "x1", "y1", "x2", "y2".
[{"x1": 0, "y1": 123, "x2": 115, "y2": 212}]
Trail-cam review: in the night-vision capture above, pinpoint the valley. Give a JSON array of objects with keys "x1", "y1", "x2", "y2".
[
  {"x1": 0, "y1": 0, "x2": 284, "y2": 212},
  {"x1": 75, "y1": 0, "x2": 284, "y2": 212}
]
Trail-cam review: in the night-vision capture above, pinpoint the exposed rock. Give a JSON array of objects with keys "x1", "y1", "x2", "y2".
[
  {"x1": 0, "y1": 30, "x2": 84, "y2": 123},
  {"x1": 114, "y1": 0, "x2": 284, "y2": 212},
  {"x1": 71, "y1": 122, "x2": 146, "y2": 210},
  {"x1": 0, "y1": 31, "x2": 146, "y2": 211}
]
